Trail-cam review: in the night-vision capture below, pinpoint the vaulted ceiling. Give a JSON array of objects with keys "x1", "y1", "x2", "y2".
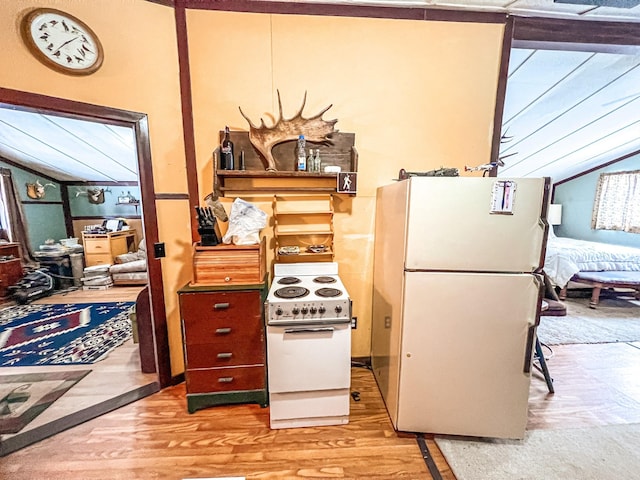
[
  {"x1": 497, "y1": 47, "x2": 640, "y2": 181},
  {"x1": 0, "y1": 107, "x2": 139, "y2": 182}
]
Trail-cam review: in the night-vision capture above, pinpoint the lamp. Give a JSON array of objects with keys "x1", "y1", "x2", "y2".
[{"x1": 548, "y1": 204, "x2": 563, "y2": 226}]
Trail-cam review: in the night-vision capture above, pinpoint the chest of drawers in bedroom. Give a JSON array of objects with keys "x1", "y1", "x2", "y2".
[{"x1": 178, "y1": 280, "x2": 268, "y2": 413}]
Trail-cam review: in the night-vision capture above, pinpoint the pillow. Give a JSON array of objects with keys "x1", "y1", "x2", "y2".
[{"x1": 110, "y1": 259, "x2": 146, "y2": 273}]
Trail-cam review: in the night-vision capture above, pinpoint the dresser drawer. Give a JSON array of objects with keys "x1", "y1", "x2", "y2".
[
  {"x1": 184, "y1": 341, "x2": 265, "y2": 369},
  {"x1": 186, "y1": 365, "x2": 265, "y2": 394},
  {"x1": 84, "y1": 239, "x2": 111, "y2": 254},
  {"x1": 85, "y1": 253, "x2": 113, "y2": 266},
  {"x1": 180, "y1": 291, "x2": 263, "y2": 345},
  {"x1": 182, "y1": 317, "x2": 263, "y2": 346}
]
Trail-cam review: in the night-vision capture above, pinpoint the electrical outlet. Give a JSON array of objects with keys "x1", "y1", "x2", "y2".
[{"x1": 351, "y1": 317, "x2": 357, "y2": 329}]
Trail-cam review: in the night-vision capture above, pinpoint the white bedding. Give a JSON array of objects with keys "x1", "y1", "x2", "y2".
[{"x1": 544, "y1": 233, "x2": 640, "y2": 287}]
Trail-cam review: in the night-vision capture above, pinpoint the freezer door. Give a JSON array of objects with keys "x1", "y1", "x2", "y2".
[
  {"x1": 397, "y1": 271, "x2": 541, "y2": 439},
  {"x1": 404, "y1": 177, "x2": 547, "y2": 272}
]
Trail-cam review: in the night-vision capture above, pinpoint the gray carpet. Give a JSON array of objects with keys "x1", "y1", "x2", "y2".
[
  {"x1": 537, "y1": 294, "x2": 640, "y2": 345},
  {"x1": 435, "y1": 424, "x2": 640, "y2": 480}
]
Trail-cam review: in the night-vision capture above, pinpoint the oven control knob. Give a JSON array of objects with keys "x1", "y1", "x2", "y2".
[
  {"x1": 292, "y1": 307, "x2": 300, "y2": 315},
  {"x1": 301, "y1": 307, "x2": 309, "y2": 314},
  {"x1": 310, "y1": 306, "x2": 318, "y2": 314},
  {"x1": 335, "y1": 305, "x2": 343, "y2": 314},
  {"x1": 275, "y1": 307, "x2": 283, "y2": 316},
  {"x1": 318, "y1": 306, "x2": 326, "y2": 314}
]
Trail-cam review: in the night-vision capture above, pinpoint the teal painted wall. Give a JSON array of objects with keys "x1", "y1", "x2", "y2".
[
  {"x1": 553, "y1": 155, "x2": 640, "y2": 248},
  {"x1": 23, "y1": 203, "x2": 67, "y2": 248},
  {"x1": 67, "y1": 185, "x2": 141, "y2": 218},
  {"x1": 0, "y1": 161, "x2": 141, "y2": 251},
  {"x1": 0, "y1": 160, "x2": 64, "y2": 251}
]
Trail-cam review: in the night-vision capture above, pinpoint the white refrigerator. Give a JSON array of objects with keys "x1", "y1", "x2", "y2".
[{"x1": 371, "y1": 176, "x2": 549, "y2": 439}]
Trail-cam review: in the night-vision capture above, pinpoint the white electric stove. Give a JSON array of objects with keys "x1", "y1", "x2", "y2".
[
  {"x1": 265, "y1": 262, "x2": 352, "y2": 429},
  {"x1": 266, "y1": 262, "x2": 351, "y2": 326}
]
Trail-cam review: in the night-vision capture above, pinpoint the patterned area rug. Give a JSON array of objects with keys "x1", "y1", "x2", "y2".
[
  {"x1": 0, "y1": 302, "x2": 133, "y2": 366},
  {"x1": 0, "y1": 370, "x2": 91, "y2": 434}
]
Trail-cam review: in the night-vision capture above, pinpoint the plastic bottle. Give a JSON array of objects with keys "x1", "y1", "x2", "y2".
[{"x1": 296, "y1": 135, "x2": 307, "y2": 171}]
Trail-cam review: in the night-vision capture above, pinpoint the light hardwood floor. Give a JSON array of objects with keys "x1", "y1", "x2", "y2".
[
  {"x1": 1, "y1": 293, "x2": 639, "y2": 478},
  {"x1": 0, "y1": 286, "x2": 158, "y2": 456}
]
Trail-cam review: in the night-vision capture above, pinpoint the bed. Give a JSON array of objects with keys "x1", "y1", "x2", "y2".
[{"x1": 544, "y1": 229, "x2": 640, "y2": 307}]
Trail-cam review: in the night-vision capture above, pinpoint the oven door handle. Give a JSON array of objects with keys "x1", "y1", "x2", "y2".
[{"x1": 284, "y1": 327, "x2": 335, "y2": 334}]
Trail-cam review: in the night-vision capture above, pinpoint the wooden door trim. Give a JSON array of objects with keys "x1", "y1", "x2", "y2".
[{"x1": 0, "y1": 87, "x2": 171, "y2": 388}]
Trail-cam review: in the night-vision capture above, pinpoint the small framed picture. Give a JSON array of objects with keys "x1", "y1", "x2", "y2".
[{"x1": 337, "y1": 172, "x2": 357, "y2": 194}]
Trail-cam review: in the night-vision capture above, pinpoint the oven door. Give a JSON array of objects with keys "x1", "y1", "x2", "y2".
[{"x1": 266, "y1": 322, "x2": 351, "y2": 393}]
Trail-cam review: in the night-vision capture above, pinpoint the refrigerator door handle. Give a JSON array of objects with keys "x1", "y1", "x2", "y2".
[
  {"x1": 533, "y1": 273, "x2": 544, "y2": 327},
  {"x1": 525, "y1": 274, "x2": 544, "y2": 374},
  {"x1": 523, "y1": 326, "x2": 536, "y2": 374}
]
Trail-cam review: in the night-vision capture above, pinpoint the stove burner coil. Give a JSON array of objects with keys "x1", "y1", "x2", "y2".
[
  {"x1": 277, "y1": 276, "x2": 301, "y2": 285},
  {"x1": 315, "y1": 287, "x2": 342, "y2": 298},
  {"x1": 274, "y1": 286, "x2": 310, "y2": 299},
  {"x1": 313, "y1": 276, "x2": 337, "y2": 284}
]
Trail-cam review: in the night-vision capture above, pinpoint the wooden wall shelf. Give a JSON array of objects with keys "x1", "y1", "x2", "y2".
[
  {"x1": 213, "y1": 131, "x2": 357, "y2": 196},
  {"x1": 273, "y1": 194, "x2": 335, "y2": 263}
]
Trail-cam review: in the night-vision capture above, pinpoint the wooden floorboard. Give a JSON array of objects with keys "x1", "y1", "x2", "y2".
[
  {"x1": 2, "y1": 342, "x2": 640, "y2": 478},
  {"x1": 1, "y1": 368, "x2": 435, "y2": 479},
  {"x1": 0, "y1": 286, "x2": 158, "y2": 456},
  {"x1": 2, "y1": 289, "x2": 639, "y2": 478}
]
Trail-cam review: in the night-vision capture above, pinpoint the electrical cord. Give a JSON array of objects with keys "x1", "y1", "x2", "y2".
[
  {"x1": 350, "y1": 360, "x2": 372, "y2": 370},
  {"x1": 539, "y1": 342, "x2": 554, "y2": 361}
]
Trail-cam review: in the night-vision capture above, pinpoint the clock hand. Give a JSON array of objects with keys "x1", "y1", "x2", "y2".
[{"x1": 52, "y1": 36, "x2": 79, "y2": 56}]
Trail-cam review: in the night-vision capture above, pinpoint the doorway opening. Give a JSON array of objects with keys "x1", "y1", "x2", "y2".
[{"x1": 0, "y1": 87, "x2": 170, "y2": 456}]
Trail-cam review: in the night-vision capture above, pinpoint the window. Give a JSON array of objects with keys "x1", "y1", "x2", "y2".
[
  {"x1": 0, "y1": 170, "x2": 12, "y2": 240},
  {"x1": 592, "y1": 170, "x2": 640, "y2": 233}
]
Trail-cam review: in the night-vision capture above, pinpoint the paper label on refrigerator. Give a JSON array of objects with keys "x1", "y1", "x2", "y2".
[{"x1": 490, "y1": 180, "x2": 516, "y2": 214}]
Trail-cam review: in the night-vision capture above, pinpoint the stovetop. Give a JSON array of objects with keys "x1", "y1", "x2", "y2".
[{"x1": 266, "y1": 262, "x2": 351, "y2": 325}]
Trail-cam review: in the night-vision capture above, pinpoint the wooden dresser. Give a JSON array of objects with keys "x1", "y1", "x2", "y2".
[
  {"x1": 178, "y1": 278, "x2": 268, "y2": 413},
  {"x1": 0, "y1": 243, "x2": 23, "y2": 299},
  {"x1": 81, "y1": 230, "x2": 136, "y2": 266}
]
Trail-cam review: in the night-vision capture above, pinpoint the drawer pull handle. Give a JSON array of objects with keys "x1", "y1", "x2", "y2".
[
  {"x1": 215, "y1": 327, "x2": 232, "y2": 334},
  {"x1": 224, "y1": 276, "x2": 231, "y2": 282},
  {"x1": 214, "y1": 303, "x2": 230, "y2": 310},
  {"x1": 217, "y1": 352, "x2": 233, "y2": 359},
  {"x1": 218, "y1": 377, "x2": 234, "y2": 383}
]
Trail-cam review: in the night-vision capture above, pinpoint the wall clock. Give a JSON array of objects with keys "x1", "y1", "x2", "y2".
[{"x1": 20, "y1": 8, "x2": 104, "y2": 76}]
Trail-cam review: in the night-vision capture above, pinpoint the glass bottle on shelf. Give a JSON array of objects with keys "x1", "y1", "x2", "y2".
[
  {"x1": 313, "y1": 149, "x2": 322, "y2": 173},
  {"x1": 220, "y1": 126, "x2": 235, "y2": 170},
  {"x1": 307, "y1": 149, "x2": 315, "y2": 172}
]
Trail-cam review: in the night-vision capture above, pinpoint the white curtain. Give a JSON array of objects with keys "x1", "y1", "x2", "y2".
[{"x1": 592, "y1": 170, "x2": 640, "y2": 233}]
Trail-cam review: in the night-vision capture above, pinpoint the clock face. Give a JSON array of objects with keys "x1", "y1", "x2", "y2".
[{"x1": 21, "y1": 8, "x2": 103, "y2": 75}]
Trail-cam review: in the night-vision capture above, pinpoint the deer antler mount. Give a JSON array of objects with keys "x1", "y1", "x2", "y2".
[{"x1": 239, "y1": 91, "x2": 338, "y2": 172}]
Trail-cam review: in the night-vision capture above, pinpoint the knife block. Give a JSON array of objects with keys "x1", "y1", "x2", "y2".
[{"x1": 198, "y1": 227, "x2": 219, "y2": 246}]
